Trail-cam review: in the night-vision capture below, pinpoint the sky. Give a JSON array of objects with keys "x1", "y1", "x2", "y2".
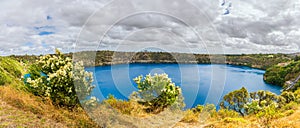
[{"x1": 0, "y1": 0, "x2": 299, "y2": 55}]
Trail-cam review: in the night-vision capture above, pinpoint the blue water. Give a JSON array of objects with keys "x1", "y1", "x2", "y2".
[{"x1": 86, "y1": 63, "x2": 282, "y2": 109}]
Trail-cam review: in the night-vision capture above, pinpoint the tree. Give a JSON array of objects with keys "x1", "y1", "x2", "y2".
[
  {"x1": 250, "y1": 90, "x2": 280, "y2": 107},
  {"x1": 25, "y1": 49, "x2": 94, "y2": 108},
  {"x1": 244, "y1": 99, "x2": 262, "y2": 115},
  {"x1": 133, "y1": 73, "x2": 184, "y2": 113},
  {"x1": 220, "y1": 87, "x2": 249, "y2": 116}
]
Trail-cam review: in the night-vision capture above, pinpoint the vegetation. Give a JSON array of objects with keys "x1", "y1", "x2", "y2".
[
  {"x1": 220, "y1": 87, "x2": 249, "y2": 116},
  {"x1": 25, "y1": 50, "x2": 94, "y2": 108},
  {"x1": 12, "y1": 51, "x2": 295, "y2": 70},
  {"x1": 264, "y1": 60, "x2": 300, "y2": 89},
  {"x1": 1, "y1": 51, "x2": 300, "y2": 127},
  {"x1": 57, "y1": 51, "x2": 293, "y2": 69},
  {"x1": 132, "y1": 73, "x2": 184, "y2": 113},
  {"x1": 0, "y1": 55, "x2": 98, "y2": 127},
  {"x1": 0, "y1": 57, "x2": 24, "y2": 86}
]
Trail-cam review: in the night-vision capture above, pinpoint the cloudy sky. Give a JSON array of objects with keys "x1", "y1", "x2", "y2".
[{"x1": 0, "y1": 0, "x2": 299, "y2": 55}]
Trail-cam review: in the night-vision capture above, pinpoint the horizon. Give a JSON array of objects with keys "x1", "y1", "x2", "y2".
[{"x1": 3, "y1": 49, "x2": 299, "y2": 57}]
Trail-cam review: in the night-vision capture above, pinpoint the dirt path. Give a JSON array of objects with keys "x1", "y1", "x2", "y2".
[{"x1": 0, "y1": 98, "x2": 65, "y2": 128}]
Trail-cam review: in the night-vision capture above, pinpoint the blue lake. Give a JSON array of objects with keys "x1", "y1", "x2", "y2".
[{"x1": 86, "y1": 63, "x2": 282, "y2": 109}]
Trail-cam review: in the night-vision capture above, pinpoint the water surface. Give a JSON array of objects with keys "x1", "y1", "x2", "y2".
[{"x1": 86, "y1": 63, "x2": 281, "y2": 108}]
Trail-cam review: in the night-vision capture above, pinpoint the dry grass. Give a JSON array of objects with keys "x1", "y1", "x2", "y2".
[
  {"x1": 0, "y1": 85, "x2": 98, "y2": 128},
  {"x1": 88, "y1": 102, "x2": 185, "y2": 128},
  {"x1": 2, "y1": 84, "x2": 300, "y2": 127}
]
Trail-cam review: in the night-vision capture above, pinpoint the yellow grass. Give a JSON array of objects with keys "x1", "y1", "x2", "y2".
[{"x1": 0, "y1": 85, "x2": 98, "y2": 127}]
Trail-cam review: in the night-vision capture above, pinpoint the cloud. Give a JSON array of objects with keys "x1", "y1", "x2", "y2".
[{"x1": 0, "y1": 0, "x2": 299, "y2": 55}]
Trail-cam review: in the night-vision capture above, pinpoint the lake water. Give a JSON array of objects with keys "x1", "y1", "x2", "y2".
[{"x1": 86, "y1": 63, "x2": 282, "y2": 109}]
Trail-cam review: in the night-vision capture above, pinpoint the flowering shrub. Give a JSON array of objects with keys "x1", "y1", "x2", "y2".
[
  {"x1": 26, "y1": 49, "x2": 94, "y2": 108},
  {"x1": 133, "y1": 73, "x2": 184, "y2": 113}
]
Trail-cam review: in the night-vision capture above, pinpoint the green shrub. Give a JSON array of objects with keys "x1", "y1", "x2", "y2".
[
  {"x1": 220, "y1": 87, "x2": 249, "y2": 116},
  {"x1": 133, "y1": 73, "x2": 184, "y2": 113},
  {"x1": 256, "y1": 103, "x2": 282, "y2": 127},
  {"x1": 281, "y1": 91, "x2": 296, "y2": 103},
  {"x1": 264, "y1": 60, "x2": 300, "y2": 88},
  {"x1": 25, "y1": 50, "x2": 94, "y2": 108}
]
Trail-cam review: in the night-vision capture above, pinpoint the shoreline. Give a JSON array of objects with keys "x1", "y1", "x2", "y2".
[{"x1": 86, "y1": 61, "x2": 266, "y2": 70}]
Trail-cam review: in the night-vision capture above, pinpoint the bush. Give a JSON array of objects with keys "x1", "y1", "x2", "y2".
[
  {"x1": 244, "y1": 100, "x2": 262, "y2": 115},
  {"x1": 220, "y1": 87, "x2": 249, "y2": 116},
  {"x1": 133, "y1": 73, "x2": 184, "y2": 113},
  {"x1": 281, "y1": 91, "x2": 296, "y2": 104},
  {"x1": 25, "y1": 50, "x2": 94, "y2": 108},
  {"x1": 256, "y1": 103, "x2": 282, "y2": 127}
]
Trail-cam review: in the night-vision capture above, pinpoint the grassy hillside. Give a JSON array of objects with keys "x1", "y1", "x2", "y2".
[
  {"x1": 1, "y1": 53, "x2": 300, "y2": 127},
  {"x1": 0, "y1": 57, "x2": 24, "y2": 86},
  {"x1": 0, "y1": 57, "x2": 98, "y2": 127}
]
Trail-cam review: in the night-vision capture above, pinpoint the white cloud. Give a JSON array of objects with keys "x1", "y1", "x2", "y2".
[{"x1": 0, "y1": 0, "x2": 299, "y2": 55}]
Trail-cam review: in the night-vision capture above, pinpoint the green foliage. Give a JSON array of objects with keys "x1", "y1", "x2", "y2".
[
  {"x1": 281, "y1": 91, "x2": 296, "y2": 104},
  {"x1": 264, "y1": 66, "x2": 287, "y2": 86},
  {"x1": 26, "y1": 50, "x2": 94, "y2": 108},
  {"x1": 244, "y1": 100, "x2": 262, "y2": 115},
  {"x1": 294, "y1": 55, "x2": 300, "y2": 61},
  {"x1": 256, "y1": 103, "x2": 283, "y2": 127},
  {"x1": 264, "y1": 60, "x2": 300, "y2": 88},
  {"x1": 0, "y1": 68, "x2": 12, "y2": 85},
  {"x1": 293, "y1": 88, "x2": 300, "y2": 103},
  {"x1": 250, "y1": 90, "x2": 283, "y2": 107},
  {"x1": 0, "y1": 57, "x2": 22, "y2": 77},
  {"x1": 220, "y1": 88, "x2": 294, "y2": 117},
  {"x1": 0, "y1": 57, "x2": 23, "y2": 86},
  {"x1": 246, "y1": 90, "x2": 293, "y2": 115},
  {"x1": 133, "y1": 73, "x2": 184, "y2": 113},
  {"x1": 220, "y1": 87, "x2": 249, "y2": 116}
]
